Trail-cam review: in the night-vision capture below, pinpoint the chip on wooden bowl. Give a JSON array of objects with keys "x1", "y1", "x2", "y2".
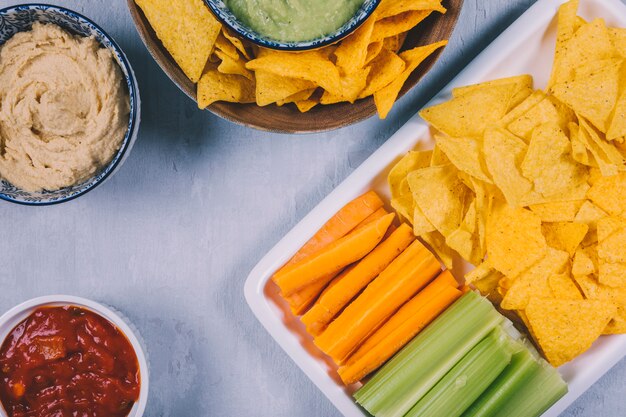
[{"x1": 127, "y1": 0, "x2": 463, "y2": 132}]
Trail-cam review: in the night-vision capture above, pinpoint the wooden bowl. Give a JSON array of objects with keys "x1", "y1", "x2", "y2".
[{"x1": 127, "y1": 0, "x2": 464, "y2": 133}]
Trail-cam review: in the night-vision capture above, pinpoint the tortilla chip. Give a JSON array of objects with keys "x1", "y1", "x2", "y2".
[
  {"x1": 521, "y1": 122, "x2": 589, "y2": 199},
  {"x1": 376, "y1": 0, "x2": 446, "y2": 20},
  {"x1": 526, "y1": 297, "x2": 616, "y2": 366},
  {"x1": 197, "y1": 66, "x2": 255, "y2": 108},
  {"x1": 421, "y1": 83, "x2": 522, "y2": 137},
  {"x1": 276, "y1": 88, "x2": 316, "y2": 106},
  {"x1": 452, "y1": 75, "x2": 533, "y2": 99},
  {"x1": 507, "y1": 97, "x2": 568, "y2": 140},
  {"x1": 214, "y1": 49, "x2": 254, "y2": 81},
  {"x1": 374, "y1": 41, "x2": 447, "y2": 119},
  {"x1": 587, "y1": 172, "x2": 626, "y2": 216},
  {"x1": 408, "y1": 164, "x2": 471, "y2": 237},
  {"x1": 604, "y1": 305, "x2": 626, "y2": 334},
  {"x1": 222, "y1": 29, "x2": 251, "y2": 59},
  {"x1": 483, "y1": 128, "x2": 535, "y2": 207},
  {"x1": 295, "y1": 97, "x2": 319, "y2": 113},
  {"x1": 359, "y1": 49, "x2": 406, "y2": 98},
  {"x1": 365, "y1": 41, "x2": 384, "y2": 65},
  {"x1": 434, "y1": 135, "x2": 492, "y2": 183},
  {"x1": 246, "y1": 49, "x2": 342, "y2": 96},
  {"x1": 254, "y1": 71, "x2": 316, "y2": 106},
  {"x1": 529, "y1": 200, "x2": 584, "y2": 222},
  {"x1": 547, "y1": 0, "x2": 580, "y2": 89},
  {"x1": 597, "y1": 216, "x2": 626, "y2": 287},
  {"x1": 334, "y1": 16, "x2": 376, "y2": 75},
  {"x1": 572, "y1": 247, "x2": 598, "y2": 276},
  {"x1": 607, "y1": 75, "x2": 626, "y2": 140},
  {"x1": 388, "y1": 150, "x2": 433, "y2": 222},
  {"x1": 321, "y1": 68, "x2": 370, "y2": 104},
  {"x1": 420, "y1": 231, "x2": 454, "y2": 269},
  {"x1": 542, "y1": 222, "x2": 589, "y2": 256},
  {"x1": 487, "y1": 204, "x2": 548, "y2": 279},
  {"x1": 136, "y1": 0, "x2": 221, "y2": 83},
  {"x1": 549, "y1": 270, "x2": 584, "y2": 300},
  {"x1": 552, "y1": 58, "x2": 621, "y2": 133},
  {"x1": 501, "y1": 248, "x2": 569, "y2": 310},
  {"x1": 371, "y1": 10, "x2": 433, "y2": 43}
]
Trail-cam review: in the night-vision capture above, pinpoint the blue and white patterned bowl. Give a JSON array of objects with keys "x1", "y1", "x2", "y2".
[
  {"x1": 0, "y1": 4, "x2": 141, "y2": 206},
  {"x1": 205, "y1": 0, "x2": 381, "y2": 51}
]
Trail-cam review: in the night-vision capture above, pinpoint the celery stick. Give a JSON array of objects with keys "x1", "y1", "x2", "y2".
[
  {"x1": 354, "y1": 292, "x2": 504, "y2": 417},
  {"x1": 404, "y1": 328, "x2": 514, "y2": 417},
  {"x1": 488, "y1": 357, "x2": 567, "y2": 417},
  {"x1": 461, "y1": 349, "x2": 539, "y2": 417}
]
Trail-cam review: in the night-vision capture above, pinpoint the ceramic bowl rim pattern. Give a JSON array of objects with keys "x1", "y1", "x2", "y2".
[
  {"x1": 204, "y1": 0, "x2": 381, "y2": 51},
  {"x1": 0, "y1": 294, "x2": 150, "y2": 417},
  {"x1": 0, "y1": 3, "x2": 140, "y2": 206}
]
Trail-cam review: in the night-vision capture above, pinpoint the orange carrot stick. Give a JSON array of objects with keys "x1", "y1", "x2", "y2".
[
  {"x1": 283, "y1": 207, "x2": 390, "y2": 316},
  {"x1": 274, "y1": 213, "x2": 394, "y2": 296},
  {"x1": 337, "y1": 270, "x2": 462, "y2": 384},
  {"x1": 301, "y1": 223, "x2": 415, "y2": 335},
  {"x1": 314, "y1": 240, "x2": 441, "y2": 364},
  {"x1": 273, "y1": 191, "x2": 384, "y2": 279}
]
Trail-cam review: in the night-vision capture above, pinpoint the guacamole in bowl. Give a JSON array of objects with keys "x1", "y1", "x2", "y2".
[{"x1": 206, "y1": 0, "x2": 380, "y2": 50}]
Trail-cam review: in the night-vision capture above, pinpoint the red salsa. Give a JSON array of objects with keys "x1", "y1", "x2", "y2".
[{"x1": 0, "y1": 306, "x2": 140, "y2": 417}]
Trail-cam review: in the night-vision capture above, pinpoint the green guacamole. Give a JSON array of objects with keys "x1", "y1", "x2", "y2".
[{"x1": 225, "y1": 0, "x2": 367, "y2": 43}]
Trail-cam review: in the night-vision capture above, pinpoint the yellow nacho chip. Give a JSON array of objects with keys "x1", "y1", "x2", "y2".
[
  {"x1": 334, "y1": 16, "x2": 376, "y2": 75},
  {"x1": 529, "y1": 200, "x2": 584, "y2": 222},
  {"x1": 483, "y1": 128, "x2": 535, "y2": 207},
  {"x1": 434, "y1": 135, "x2": 492, "y2": 183},
  {"x1": 221, "y1": 29, "x2": 251, "y2": 59},
  {"x1": 526, "y1": 298, "x2": 616, "y2": 366},
  {"x1": 420, "y1": 231, "x2": 454, "y2": 269},
  {"x1": 507, "y1": 97, "x2": 571, "y2": 140},
  {"x1": 254, "y1": 71, "x2": 316, "y2": 106},
  {"x1": 521, "y1": 123, "x2": 589, "y2": 199},
  {"x1": 388, "y1": 150, "x2": 433, "y2": 222},
  {"x1": 552, "y1": 58, "x2": 622, "y2": 133},
  {"x1": 421, "y1": 83, "x2": 521, "y2": 137},
  {"x1": 587, "y1": 172, "x2": 626, "y2": 216},
  {"x1": 214, "y1": 49, "x2": 253, "y2": 81},
  {"x1": 541, "y1": 222, "x2": 589, "y2": 256},
  {"x1": 365, "y1": 41, "x2": 384, "y2": 65},
  {"x1": 246, "y1": 49, "x2": 342, "y2": 96},
  {"x1": 466, "y1": 261, "x2": 505, "y2": 304},
  {"x1": 605, "y1": 305, "x2": 626, "y2": 334},
  {"x1": 547, "y1": 0, "x2": 580, "y2": 89},
  {"x1": 549, "y1": 17, "x2": 618, "y2": 90},
  {"x1": 276, "y1": 89, "x2": 316, "y2": 106},
  {"x1": 371, "y1": 10, "x2": 433, "y2": 43},
  {"x1": 549, "y1": 270, "x2": 584, "y2": 300},
  {"x1": 136, "y1": 0, "x2": 221, "y2": 83},
  {"x1": 359, "y1": 49, "x2": 406, "y2": 98},
  {"x1": 572, "y1": 246, "x2": 598, "y2": 276},
  {"x1": 383, "y1": 33, "x2": 408, "y2": 53},
  {"x1": 408, "y1": 164, "x2": 471, "y2": 236},
  {"x1": 501, "y1": 248, "x2": 569, "y2": 310},
  {"x1": 321, "y1": 68, "x2": 371, "y2": 104},
  {"x1": 376, "y1": 0, "x2": 446, "y2": 20},
  {"x1": 197, "y1": 66, "x2": 255, "y2": 108},
  {"x1": 374, "y1": 41, "x2": 448, "y2": 119},
  {"x1": 295, "y1": 97, "x2": 320, "y2": 113},
  {"x1": 487, "y1": 204, "x2": 548, "y2": 279},
  {"x1": 597, "y1": 216, "x2": 626, "y2": 287},
  {"x1": 215, "y1": 33, "x2": 240, "y2": 61},
  {"x1": 452, "y1": 75, "x2": 533, "y2": 98}
]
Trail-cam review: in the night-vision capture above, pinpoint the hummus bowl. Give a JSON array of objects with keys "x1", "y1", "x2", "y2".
[
  {"x1": 0, "y1": 4, "x2": 141, "y2": 206},
  {"x1": 204, "y1": 0, "x2": 381, "y2": 51}
]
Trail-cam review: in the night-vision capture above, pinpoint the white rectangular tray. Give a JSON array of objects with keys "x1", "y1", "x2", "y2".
[{"x1": 244, "y1": 0, "x2": 626, "y2": 415}]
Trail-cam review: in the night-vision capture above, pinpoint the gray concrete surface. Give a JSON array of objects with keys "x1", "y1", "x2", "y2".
[{"x1": 0, "y1": 0, "x2": 624, "y2": 416}]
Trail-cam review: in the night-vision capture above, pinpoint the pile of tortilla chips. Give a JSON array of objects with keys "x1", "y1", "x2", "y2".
[
  {"x1": 135, "y1": 0, "x2": 448, "y2": 118},
  {"x1": 388, "y1": 0, "x2": 626, "y2": 367}
]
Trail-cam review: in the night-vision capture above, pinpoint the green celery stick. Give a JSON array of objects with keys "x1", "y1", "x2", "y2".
[
  {"x1": 461, "y1": 349, "x2": 540, "y2": 417},
  {"x1": 354, "y1": 291, "x2": 504, "y2": 417},
  {"x1": 404, "y1": 327, "x2": 515, "y2": 417}
]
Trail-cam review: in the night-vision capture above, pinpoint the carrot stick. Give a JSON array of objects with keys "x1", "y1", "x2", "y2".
[
  {"x1": 301, "y1": 224, "x2": 415, "y2": 335},
  {"x1": 314, "y1": 240, "x2": 441, "y2": 364},
  {"x1": 274, "y1": 213, "x2": 395, "y2": 296},
  {"x1": 338, "y1": 271, "x2": 462, "y2": 384},
  {"x1": 273, "y1": 191, "x2": 384, "y2": 279},
  {"x1": 283, "y1": 207, "x2": 391, "y2": 315}
]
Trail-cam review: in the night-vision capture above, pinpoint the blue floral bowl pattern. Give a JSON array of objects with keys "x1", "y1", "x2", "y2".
[
  {"x1": 205, "y1": 0, "x2": 381, "y2": 51},
  {"x1": 0, "y1": 4, "x2": 141, "y2": 206}
]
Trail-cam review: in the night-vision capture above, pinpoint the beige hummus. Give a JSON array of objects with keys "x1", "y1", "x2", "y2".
[{"x1": 0, "y1": 23, "x2": 130, "y2": 192}]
